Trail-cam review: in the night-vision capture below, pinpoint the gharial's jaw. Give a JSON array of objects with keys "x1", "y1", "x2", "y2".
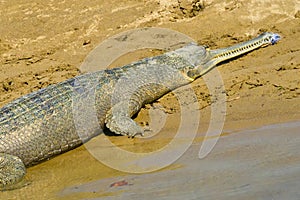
[{"x1": 186, "y1": 32, "x2": 281, "y2": 79}]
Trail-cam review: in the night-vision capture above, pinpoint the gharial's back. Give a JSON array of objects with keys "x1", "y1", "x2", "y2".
[{"x1": 0, "y1": 71, "x2": 103, "y2": 166}]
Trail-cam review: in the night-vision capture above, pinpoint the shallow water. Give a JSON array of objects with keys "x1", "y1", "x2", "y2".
[{"x1": 2, "y1": 121, "x2": 300, "y2": 199}]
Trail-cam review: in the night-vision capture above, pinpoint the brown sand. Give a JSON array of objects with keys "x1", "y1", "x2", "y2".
[{"x1": 0, "y1": 0, "x2": 299, "y2": 199}]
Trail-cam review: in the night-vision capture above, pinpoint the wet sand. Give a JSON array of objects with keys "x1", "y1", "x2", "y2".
[{"x1": 58, "y1": 121, "x2": 300, "y2": 200}]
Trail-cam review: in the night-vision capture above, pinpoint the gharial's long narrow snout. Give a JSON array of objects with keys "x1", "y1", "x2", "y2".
[
  {"x1": 210, "y1": 32, "x2": 281, "y2": 62},
  {"x1": 187, "y1": 32, "x2": 281, "y2": 79}
]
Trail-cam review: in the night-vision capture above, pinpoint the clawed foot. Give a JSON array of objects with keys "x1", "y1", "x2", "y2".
[{"x1": 106, "y1": 115, "x2": 145, "y2": 137}]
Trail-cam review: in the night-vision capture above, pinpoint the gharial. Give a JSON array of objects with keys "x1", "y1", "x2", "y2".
[{"x1": 0, "y1": 32, "x2": 280, "y2": 190}]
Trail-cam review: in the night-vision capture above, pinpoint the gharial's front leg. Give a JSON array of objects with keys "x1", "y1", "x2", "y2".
[
  {"x1": 104, "y1": 52, "x2": 192, "y2": 137},
  {"x1": 105, "y1": 100, "x2": 144, "y2": 137},
  {"x1": 0, "y1": 153, "x2": 26, "y2": 190}
]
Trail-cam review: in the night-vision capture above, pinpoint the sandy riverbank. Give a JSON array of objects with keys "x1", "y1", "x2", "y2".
[{"x1": 0, "y1": 0, "x2": 299, "y2": 199}]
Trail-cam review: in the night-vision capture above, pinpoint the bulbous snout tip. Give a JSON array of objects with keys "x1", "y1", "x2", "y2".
[{"x1": 271, "y1": 33, "x2": 281, "y2": 45}]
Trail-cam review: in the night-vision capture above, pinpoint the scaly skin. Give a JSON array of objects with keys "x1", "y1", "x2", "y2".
[{"x1": 0, "y1": 32, "x2": 280, "y2": 190}]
